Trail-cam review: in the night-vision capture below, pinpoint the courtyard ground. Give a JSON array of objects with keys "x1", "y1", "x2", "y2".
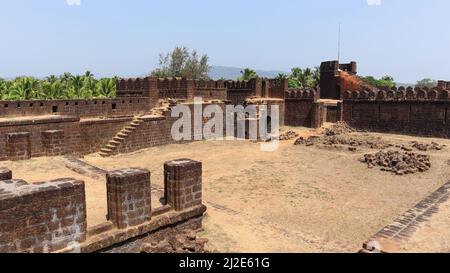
[{"x1": 2, "y1": 126, "x2": 450, "y2": 253}]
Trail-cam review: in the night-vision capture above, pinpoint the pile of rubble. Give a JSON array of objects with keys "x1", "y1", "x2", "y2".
[
  {"x1": 410, "y1": 141, "x2": 446, "y2": 151},
  {"x1": 322, "y1": 135, "x2": 392, "y2": 150},
  {"x1": 294, "y1": 133, "x2": 391, "y2": 151},
  {"x1": 361, "y1": 150, "x2": 431, "y2": 175},
  {"x1": 324, "y1": 122, "x2": 357, "y2": 136},
  {"x1": 294, "y1": 136, "x2": 321, "y2": 146},
  {"x1": 140, "y1": 229, "x2": 210, "y2": 253},
  {"x1": 279, "y1": 131, "x2": 299, "y2": 141}
]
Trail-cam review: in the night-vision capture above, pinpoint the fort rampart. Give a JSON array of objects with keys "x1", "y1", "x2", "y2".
[{"x1": 342, "y1": 87, "x2": 450, "y2": 138}]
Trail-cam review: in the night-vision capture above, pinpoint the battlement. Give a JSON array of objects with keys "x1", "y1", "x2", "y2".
[
  {"x1": 438, "y1": 80, "x2": 450, "y2": 89},
  {"x1": 285, "y1": 88, "x2": 318, "y2": 100},
  {"x1": 343, "y1": 87, "x2": 450, "y2": 101},
  {"x1": 224, "y1": 79, "x2": 256, "y2": 90}
]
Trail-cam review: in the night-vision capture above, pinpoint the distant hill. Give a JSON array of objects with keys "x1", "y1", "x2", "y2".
[{"x1": 209, "y1": 66, "x2": 288, "y2": 80}]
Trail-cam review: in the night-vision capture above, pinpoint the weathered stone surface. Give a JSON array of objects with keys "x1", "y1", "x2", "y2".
[
  {"x1": 0, "y1": 178, "x2": 87, "y2": 253},
  {"x1": 106, "y1": 168, "x2": 152, "y2": 229},
  {"x1": 164, "y1": 159, "x2": 202, "y2": 211},
  {"x1": 0, "y1": 168, "x2": 12, "y2": 181}
]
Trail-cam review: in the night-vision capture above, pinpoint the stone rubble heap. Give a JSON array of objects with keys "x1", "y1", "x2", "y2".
[
  {"x1": 279, "y1": 131, "x2": 299, "y2": 141},
  {"x1": 294, "y1": 136, "x2": 321, "y2": 146},
  {"x1": 322, "y1": 135, "x2": 392, "y2": 150},
  {"x1": 361, "y1": 150, "x2": 431, "y2": 176},
  {"x1": 324, "y1": 122, "x2": 357, "y2": 136},
  {"x1": 140, "y1": 229, "x2": 210, "y2": 253}
]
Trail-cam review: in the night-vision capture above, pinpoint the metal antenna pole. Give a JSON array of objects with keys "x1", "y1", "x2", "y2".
[{"x1": 338, "y1": 23, "x2": 341, "y2": 62}]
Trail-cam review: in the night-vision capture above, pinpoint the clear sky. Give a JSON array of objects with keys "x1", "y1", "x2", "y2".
[{"x1": 1, "y1": 0, "x2": 449, "y2": 83}]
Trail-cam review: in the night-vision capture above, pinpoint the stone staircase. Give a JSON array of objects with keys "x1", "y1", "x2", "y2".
[
  {"x1": 99, "y1": 116, "x2": 145, "y2": 157},
  {"x1": 98, "y1": 101, "x2": 172, "y2": 158}
]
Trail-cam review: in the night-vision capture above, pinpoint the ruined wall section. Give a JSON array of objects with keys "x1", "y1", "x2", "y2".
[
  {"x1": 0, "y1": 157, "x2": 207, "y2": 253},
  {"x1": 0, "y1": 178, "x2": 87, "y2": 253}
]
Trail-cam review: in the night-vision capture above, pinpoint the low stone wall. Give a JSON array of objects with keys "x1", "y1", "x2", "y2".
[
  {"x1": 0, "y1": 176, "x2": 87, "y2": 253},
  {"x1": 0, "y1": 159, "x2": 207, "y2": 253}
]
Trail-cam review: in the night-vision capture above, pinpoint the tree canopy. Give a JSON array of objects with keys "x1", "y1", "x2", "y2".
[
  {"x1": 363, "y1": 75, "x2": 396, "y2": 89},
  {"x1": 238, "y1": 68, "x2": 259, "y2": 81},
  {"x1": 416, "y1": 78, "x2": 437, "y2": 89},
  {"x1": 150, "y1": 46, "x2": 211, "y2": 80},
  {"x1": 287, "y1": 67, "x2": 320, "y2": 89},
  {"x1": 0, "y1": 73, "x2": 117, "y2": 100}
]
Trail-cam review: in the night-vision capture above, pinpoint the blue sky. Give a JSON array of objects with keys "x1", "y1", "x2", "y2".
[{"x1": 0, "y1": 0, "x2": 449, "y2": 83}]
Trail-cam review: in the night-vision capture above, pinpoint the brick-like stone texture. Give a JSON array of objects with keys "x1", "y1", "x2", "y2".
[
  {"x1": 343, "y1": 93, "x2": 450, "y2": 138},
  {"x1": 42, "y1": 130, "x2": 65, "y2": 156},
  {"x1": 164, "y1": 159, "x2": 202, "y2": 211},
  {"x1": 0, "y1": 178, "x2": 87, "y2": 253},
  {"x1": 6, "y1": 132, "x2": 31, "y2": 160},
  {"x1": 0, "y1": 168, "x2": 12, "y2": 180},
  {"x1": 106, "y1": 168, "x2": 152, "y2": 229}
]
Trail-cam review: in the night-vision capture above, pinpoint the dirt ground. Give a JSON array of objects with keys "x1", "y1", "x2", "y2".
[{"x1": 2, "y1": 126, "x2": 450, "y2": 253}]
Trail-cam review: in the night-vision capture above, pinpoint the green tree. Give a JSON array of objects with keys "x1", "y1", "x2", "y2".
[
  {"x1": 9, "y1": 77, "x2": 40, "y2": 100},
  {"x1": 287, "y1": 67, "x2": 320, "y2": 88},
  {"x1": 238, "y1": 68, "x2": 258, "y2": 81},
  {"x1": 40, "y1": 80, "x2": 63, "y2": 100},
  {"x1": 96, "y1": 78, "x2": 116, "y2": 98},
  {"x1": 363, "y1": 75, "x2": 396, "y2": 89},
  {"x1": 416, "y1": 78, "x2": 437, "y2": 89},
  {"x1": 151, "y1": 46, "x2": 211, "y2": 79},
  {"x1": 276, "y1": 73, "x2": 288, "y2": 80}
]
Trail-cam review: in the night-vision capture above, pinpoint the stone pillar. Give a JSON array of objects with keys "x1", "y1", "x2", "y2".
[
  {"x1": 7, "y1": 132, "x2": 31, "y2": 161},
  {"x1": 0, "y1": 168, "x2": 12, "y2": 180},
  {"x1": 337, "y1": 101, "x2": 344, "y2": 122},
  {"x1": 106, "y1": 168, "x2": 152, "y2": 229},
  {"x1": 164, "y1": 159, "x2": 202, "y2": 211},
  {"x1": 186, "y1": 79, "x2": 196, "y2": 101},
  {"x1": 311, "y1": 102, "x2": 324, "y2": 129},
  {"x1": 143, "y1": 77, "x2": 159, "y2": 108},
  {"x1": 42, "y1": 130, "x2": 65, "y2": 156}
]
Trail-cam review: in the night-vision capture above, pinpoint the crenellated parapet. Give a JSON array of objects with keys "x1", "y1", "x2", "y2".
[
  {"x1": 224, "y1": 79, "x2": 256, "y2": 90},
  {"x1": 116, "y1": 77, "x2": 157, "y2": 98},
  {"x1": 285, "y1": 88, "x2": 318, "y2": 100},
  {"x1": 343, "y1": 87, "x2": 450, "y2": 101}
]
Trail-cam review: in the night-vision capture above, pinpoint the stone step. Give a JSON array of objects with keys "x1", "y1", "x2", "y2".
[
  {"x1": 109, "y1": 140, "x2": 121, "y2": 146},
  {"x1": 100, "y1": 148, "x2": 113, "y2": 153},
  {"x1": 113, "y1": 136, "x2": 125, "y2": 142},
  {"x1": 105, "y1": 144, "x2": 117, "y2": 149},
  {"x1": 117, "y1": 132, "x2": 129, "y2": 138}
]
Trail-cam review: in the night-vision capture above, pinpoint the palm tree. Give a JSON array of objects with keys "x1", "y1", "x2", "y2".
[
  {"x1": 71, "y1": 75, "x2": 84, "y2": 98},
  {"x1": 41, "y1": 80, "x2": 64, "y2": 100},
  {"x1": 239, "y1": 68, "x2": 258, "y2": 81},
  {"x1": 9, "y1": 77, "x2": 40, "y2": 100},
  {"x1": 96, "y1": 78, "x2": 116, "y2": 98}
]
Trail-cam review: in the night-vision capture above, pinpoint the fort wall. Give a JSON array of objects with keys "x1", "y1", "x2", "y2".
[
  {"x1": 284, "y1": 89, "x2": 318, "y2": 127},
  {"x1": 0, "y1": 98, "x2": 150, "y2": 119},
  {"x1": 342, "y1": 88, "x2": 450, "y2": 137}
]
